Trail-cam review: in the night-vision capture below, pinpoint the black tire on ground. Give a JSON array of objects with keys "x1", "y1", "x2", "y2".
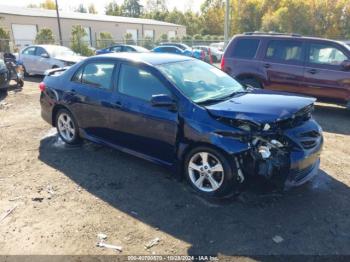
[
  {"x1": 184, "y1": 146, "x2": 240, "y2": 198},
  {"x1": 22, "y1": 66, "x2": 29, "y2": 77},
  {"x1": 239, "y1": 77, "x2": 262, "y2": 89},
  {"x1": 55, "y1": 108, "x2": 81, "y2": 145},
  {"x1": 17, "y1": 79, "x2": 24, "y2": 88}
]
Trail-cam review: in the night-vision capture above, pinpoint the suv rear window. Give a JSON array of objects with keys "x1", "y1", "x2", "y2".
[
  {"x1": 265, "y1": 40, "x2": 303, "y2": 63},
  {"x1": 231, "y1": 39, "x2": 260, "y2": 59}
]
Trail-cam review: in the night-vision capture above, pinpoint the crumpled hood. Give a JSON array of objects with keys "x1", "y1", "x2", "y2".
[
  {"x1": 54, "y1": 55, "x2": 86, "y2": 63},
  {"x1": 205, "y1": 89, "x2": 316, "y2": 125}
]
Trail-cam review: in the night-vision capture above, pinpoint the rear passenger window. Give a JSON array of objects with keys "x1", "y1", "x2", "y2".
[
  {"x1": 81, "y1": 62, "x2": 115, "y2": 89},
  {"x1": 265, "y1": 40, "x2": 303, "y2": 63},
  {"x1": 118, "y1": 64, "x2": 171, "y2": 101},
  {"x1": 232, "y1": 39, "x2": 260, "y2": 59}
]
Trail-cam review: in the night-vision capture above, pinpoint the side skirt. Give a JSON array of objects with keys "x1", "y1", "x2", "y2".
[{"x1": 79, "y1": 128, "x2": 175, "y2": 170}]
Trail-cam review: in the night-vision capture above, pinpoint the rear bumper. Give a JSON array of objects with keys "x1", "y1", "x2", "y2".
[{"x1": 40, "y1": 92, "x2": 54, "y2": 125}]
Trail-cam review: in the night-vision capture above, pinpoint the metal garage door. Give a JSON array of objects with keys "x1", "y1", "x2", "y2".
[{"x1": 12, "y1": 24, "x2": 37, "y2": 49}]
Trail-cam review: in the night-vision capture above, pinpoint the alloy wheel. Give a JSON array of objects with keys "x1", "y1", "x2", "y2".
[
  {"x1": 57, "y1": 113, "x2": 75, "y2": 142},
  {"x1": 188, "y1": 152, "x2": 224, "y2": 192}
]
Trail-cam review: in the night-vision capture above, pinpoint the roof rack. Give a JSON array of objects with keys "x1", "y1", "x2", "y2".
[{"x1": 244, "y1": 31, "x2": 302, "y2": 37}]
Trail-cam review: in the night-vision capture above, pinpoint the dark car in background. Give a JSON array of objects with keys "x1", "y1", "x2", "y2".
[
  {"x1": 95, "y1": 44, "x2": 149, "y2": 55},
  {"x1": 157, "y1": 42, "x2": 205, "y2": 60},
  {"x1": 40, "y1": 53, "x2": 323, "y2": 198},
  {"x1": 221, "y1": 33, "x2": 350, "y2": 108},
  {"x1": 0, "y1": 58, "x2": 9, "y2": 91}
]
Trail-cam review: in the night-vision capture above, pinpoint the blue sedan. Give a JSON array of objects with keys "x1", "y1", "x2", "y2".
[
  {"x1": 40, "y1": 53, "x2": 323, "y2": 198},
  {"x1": 152, "y1": 45, "x2": 205, "y2": 60},
  {"x1": 96, "y1": 44, "x2": 149, "y2": 55}
]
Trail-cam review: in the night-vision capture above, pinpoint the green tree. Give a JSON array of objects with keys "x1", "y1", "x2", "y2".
[
  {"x1": 35, "y1": 28, "x2": 55, "y2": 44},
  {"x1": 142, "y1": 36, "x2": 154, "y2": 49},
  {"x1": 124, "y1": 33, "x2": 135, "y2": 44},
  {"x1": 159, "y1": 33, "x2": 168, "y2": 41},
  {"x1": 105, "y1": 1, "x2": 123, "y2": 16},
  {"x1": 28, "y1": 0, "x2": 56, "y2": 10},
  {"x1": 97, "y1": 32, "x2": 114, "y2": 49},
  {"x1": 122, "y1": 0, "x2": 143, "y2": 17},
  {"x1": 88, "y1": 4, "x2": 98, "y2": 14},
  {"x1": 70, "y1": 25, "x2": 94, "y2": 56},
  {"x1": 0, "y1": 27, "x2": 10, "y2": 52}
]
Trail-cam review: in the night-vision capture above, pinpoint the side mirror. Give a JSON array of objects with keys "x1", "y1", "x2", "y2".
[
  {"x1": 151, "y1": 94, "x2": 176, "y2": 110},
  {"x1": 41, "y1": 53, "x2": 49, "y2": 58},
  {"x1": 341, "y1": 60, "x2": 350, "y2": 71}
]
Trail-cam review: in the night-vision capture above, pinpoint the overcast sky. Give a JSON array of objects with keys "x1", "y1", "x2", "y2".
[{"x1": 2, "y1": 0, "x2": 205, "y2": 13}]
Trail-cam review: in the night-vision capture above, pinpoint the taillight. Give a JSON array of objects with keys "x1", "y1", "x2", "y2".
[
  {"x1": 39, "y1": 82, "x2": 46, "y2": 92},
  {"x1": 220, "y1": 57, "x2": 225, "y2": 70}
]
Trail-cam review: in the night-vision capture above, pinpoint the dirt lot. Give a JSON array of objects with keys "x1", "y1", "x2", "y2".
[{"x1": 0, "y1": 77, "x2": 349, "y2": 257}]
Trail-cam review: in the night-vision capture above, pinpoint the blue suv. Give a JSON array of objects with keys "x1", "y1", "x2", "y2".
[{"x1": 40, "y1": 53, "x2": 323, "y2": 198}]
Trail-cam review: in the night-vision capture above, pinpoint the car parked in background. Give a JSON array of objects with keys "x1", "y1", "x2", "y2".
[
  {"x1": 222, "y1": 33, "x2": 350, "y2": 108},
  {"x1": 152, "y1": 45, "x2": 207, "y2": 61},
  {"x1": 210, "y1": 42, "x2": 225, "y2": 52},
  {"x1": 158, "y1": 42, "x2": 204, "y2": 60},
  {"x1": 0, "y1": 58, "x2": 9, "y2": 91},
  {"x1": 40, "y1": 53, "x2": 323, "y2": 198},
  {"x1": 18, "y1": 45, "x2": 85, "y2": 75},
  {"x1": 95, "y1": 44, "x2": 150, "y2": 55},
  {"x1": 193, "y1": 45, "x2": 223, "y2": 62}
]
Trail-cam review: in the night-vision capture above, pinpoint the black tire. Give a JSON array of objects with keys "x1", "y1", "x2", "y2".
[
  {"x1": 55, "y1": 108, "x2": 81, "y2": 145},
  {"x1": 184, "y1": 146, "x2": 240, "y2": 198},
  {"x1": 22, "y1": 66, "x2": 29, "y2": 77},
  {"x1": 17, "y1": 79, "x2": 24, "y2": 88},
  {"x1": 239, "y1": 77, "x2": 262, "y2": 89}
]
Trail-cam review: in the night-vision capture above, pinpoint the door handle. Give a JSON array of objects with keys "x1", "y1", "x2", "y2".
[
  {"x1": 263, "y1": 63, "x2": 271, "y2": 68},
  {"x1": 307, "y1": 69, "x2": 318, "y2": 74}
]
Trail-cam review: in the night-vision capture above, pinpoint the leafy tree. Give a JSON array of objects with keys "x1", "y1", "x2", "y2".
[
  {"x1": 193, "y1": 34, "x2": 203, "y2": 40},
  {"x1": 28, "y1": 0, "x2": 56, "y2": 10},
  {"x1": 35, "y1": 28, "x2": 55, "y2": 44},
  {"x1": 75, "y1": 4, "x2": 88, "y2": 13},
  {"x1": 142, "y1": 36, "x2": 154, "y2": 49},
  {"x1": 105, "y1": 1, "x2": 123, "y2": 16},
  {"x1": 0, "y1": 27, "x2": 10, "y2": 52},
  {"x1": 124, "y1": 33, "x2": 135, "y2": 44},
  {"x1": 70, "y1": 25, "x2": 94, "y2": 56},
  {"x1": 97, "y1": 32, "x2": 114, "y2": 49},
  {"x1": 144, "y1": 0, "x2": 167, "y2": 13},
  {"x1": 159, "y1": 33, "x2": 168, "y2": 41},
  {"x1": 88, "y1": 4, "x2": 98, "y2": 14},
  {"x1": 122, "y1": 0, "x2": 143, "y2": 18}
]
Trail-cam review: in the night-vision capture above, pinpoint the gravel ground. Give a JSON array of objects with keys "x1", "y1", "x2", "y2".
[{"x1": 0, "y1": 77, "x2": 349, "y2": 257}]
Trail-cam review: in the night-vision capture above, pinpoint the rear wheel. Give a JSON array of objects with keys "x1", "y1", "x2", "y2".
[
  {"x1": 55, "y1": 109, "x2": 81, "y2": 145},
  {"x1": 184, "y1": 146, "x2": 239, "y2": 198},
  {"x1": 239, "y1": 77, "x2": 262, "y2": 89}
]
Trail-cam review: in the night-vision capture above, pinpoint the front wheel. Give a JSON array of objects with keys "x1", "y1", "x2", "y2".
[
  {"x1": 184, "y1": 146, "x2": 239, "y2": 198},
  {"x1": 55, "y1": 109, "x2": 81, "y2": 145}
]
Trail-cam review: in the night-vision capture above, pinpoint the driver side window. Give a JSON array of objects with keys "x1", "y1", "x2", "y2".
[
  {"x1": 309, "y1": 43, "x2": 348, "y2": 66},
  {"x1": 117, "y1": 64, "x2": 171, "y2": 101}
]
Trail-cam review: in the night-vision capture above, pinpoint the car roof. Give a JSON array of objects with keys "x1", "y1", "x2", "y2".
[
  {"x1": 235, "y1": 34, "x2": 342, "y2": 43},
  {"x1": 92, "y1": 52, "x2": 193, "y2": 65}
]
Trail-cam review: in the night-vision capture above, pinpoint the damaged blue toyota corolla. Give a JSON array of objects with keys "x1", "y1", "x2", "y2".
[{"x1": 40, "y1": 53, "x2": 323, "y2": 198}]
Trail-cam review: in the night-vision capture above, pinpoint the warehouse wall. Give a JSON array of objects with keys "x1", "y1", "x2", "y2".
[{"x1": 0, "y1": 13, "x2": 186, "y2": 49}]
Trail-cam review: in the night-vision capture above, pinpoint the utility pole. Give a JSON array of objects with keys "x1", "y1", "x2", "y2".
[
  {"x1": 224, "y1": 0, "x2": 230, "y2": 48},
  {"x1": 55, "y1": 0, "x2": 63, "y2": 46}
]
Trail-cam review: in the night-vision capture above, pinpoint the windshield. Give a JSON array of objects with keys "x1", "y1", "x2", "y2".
[
  {"x1": 157, "y1": 60, "x2": 244, "y2": 103},
  {"x1": 49, "y1": 46, "x2": 77, "y2": 58}
]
